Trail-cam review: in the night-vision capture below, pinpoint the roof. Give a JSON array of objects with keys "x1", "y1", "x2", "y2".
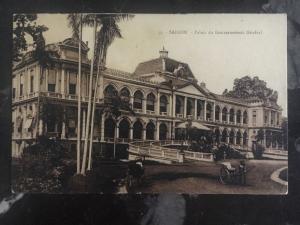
[{"x1": 134, "y1": 57, "x2": 195, "y2": 80}]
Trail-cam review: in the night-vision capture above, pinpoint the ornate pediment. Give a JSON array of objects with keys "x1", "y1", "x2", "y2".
[{"x1": 176, "y1": 83, "x2": 207, "y2": 96}]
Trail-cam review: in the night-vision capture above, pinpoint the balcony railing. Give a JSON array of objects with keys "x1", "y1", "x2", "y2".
[
  {"x1": 134, "y1": 108, "x2": 143, "y2": 113},
  {"x1": 176, "y1": 113, "x2": 183, "y2": 118},
  {"x1": 187, "y1": 115, "x2": 194, "y2": 119},
  {"x1": 146, "y1": 110, "x2": 156, "y2": 115},
  {"x1": 13, "y1": 91, "x2": 103, "y2": 104},
  {"x1": 160, "y1": 111, "x2": 168, "y2": 116}
]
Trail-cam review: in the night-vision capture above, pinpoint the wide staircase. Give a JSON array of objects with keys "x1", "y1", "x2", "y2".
[{"x1": 128, "y1": 140, "x2": 214, "y2": 164}]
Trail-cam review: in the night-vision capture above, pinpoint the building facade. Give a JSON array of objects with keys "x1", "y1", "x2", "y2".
[{"x1": 12, "y1": 38, "x2": 285, "y2": 158}]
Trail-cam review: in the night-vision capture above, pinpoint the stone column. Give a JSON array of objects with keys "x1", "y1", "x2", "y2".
[
  {"x1": 156, "y1": 121, "x2": 160, "y2": 140},
  {"x1": 204, "y1": 101, "x2": 207, "y2": 121},
  {"x1": 35, "y1": 65, "x2": 40, "y2": 93},
  {"x1": 173, "y1": 94, "x2": 176, "y2": 117},
  {"x1": 55, "y1": 70, "x2": 59, "y2": 92},
  {"x1": 212, "y1": 103, "x2": 215, "y2": 122},
  {"x1": 61, "y1": 68, "x2": 65, "y2": 97},
  {"x1": 142, "y1": 98, "x2": 146, "y2": 114},
  {"x1": 26, "y1": 68, "x2": 30, "y2": 96},
  {"x1": 66, "y1": 70, "x2": 69, "y2": 95},
  {"x1": 226, "y1": 109, "x2": 230, "y2": 123},
  {"x1": 129, "y1": 127, "x2": 133, "y2": 140},
  {"x1": 116, "y1": 126, "x2": 119, "y2": 138},
  {"x1": 130, "y1": 96, "x2": 134, "y2": 109},
  {"x1": 233, "y1": 134, "x2": 236, "y2": 145},
  {"x1": 168, "y1": 95, "x2": 172, "y2": 116},
  {"x1": 61, "y1": 121, "x2": 66, "y2": 139},
  {"x1": 142, "y1": 128, "x2": 146, "y2": 140},
  {"x1": 234, "y1": 112, "x2": 237, "y2": 124},
  {"x1": 226, "y1": 134, "x2": 229, "y2": 144},
  {"x1": 184, "y1": 97, "x2": 187, "y2": 118},
  {"x1": 156, "y1": 92, "x2": 160, "y2": 115},
  {"x1": 269, "y1": 110, "x2": 272, "y2": 126},
  {"x1": 100, "y1": 114, "x2": 105, "y2": 141},
  {"x1": 194, "y1": 99, "x2": 198, "y2": 119},
  {"x1": 39, "y1": 119, "x2": 43, "y2": 135},
  {"x1": 241, "y1": 113, "x2": 244, "y2": 125},
  {"x1": 82, "y1": 109, "x2": 86, "y2": 139}
]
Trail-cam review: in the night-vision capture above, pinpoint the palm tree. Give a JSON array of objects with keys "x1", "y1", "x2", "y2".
[
  {"x1": 80, "y1": 16, "x2": 97, "y2": 175},
  {"x1": 79, "y1": 14, "x2": 133, "y2": 174},
  {"x1": 67, "y1": 13, "x2": 83, "y2": 174},
  {"x1": 87, "y1": 17, "x2": 124, "y2": 170}
]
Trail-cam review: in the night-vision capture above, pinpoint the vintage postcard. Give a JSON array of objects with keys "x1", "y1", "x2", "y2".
[{"x1": 11, "y1": 14, "x2": 287, "y2": 194}]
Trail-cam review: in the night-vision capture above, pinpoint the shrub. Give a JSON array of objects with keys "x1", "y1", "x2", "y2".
[{"x1": 252, "y1": 143, "x2": 265, "y2": 159}]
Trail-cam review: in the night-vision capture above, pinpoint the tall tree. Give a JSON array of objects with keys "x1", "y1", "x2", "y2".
[
  {"x1": 223, "y1": 76, "x2": 278, "y2": 102},
  {"x1": 67, "y1": 13, "x2": 83, "y2": 174},
  {"x1": 81, "y1": 16, "x2": 97, "y2": 175},
  {"x1": 73, "y1": 14, "x2": 133, "y2": 174},
  {"x1": 87, "y1": 17, "x2": 125, "y2": 170}
]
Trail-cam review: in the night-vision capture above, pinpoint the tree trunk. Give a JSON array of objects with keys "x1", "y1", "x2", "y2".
[
  {"x1": 87, "y1": 53, "x2": 102, "y2": 170},
  {"x1": 81, "y1": 17, "x2": 97, "y2": 175},
  {"x1": 76, "y1": 14, "x2": 82, "y2": 174}
]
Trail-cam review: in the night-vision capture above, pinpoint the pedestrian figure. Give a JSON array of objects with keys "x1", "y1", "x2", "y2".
[{"x1": 238, "y1": 160, "x2": 247, "y2": 185}]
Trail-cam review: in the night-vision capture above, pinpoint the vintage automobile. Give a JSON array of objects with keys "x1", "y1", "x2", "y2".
[{"x1": 219, "y1": 160, "x2": 247, "y2": 185}]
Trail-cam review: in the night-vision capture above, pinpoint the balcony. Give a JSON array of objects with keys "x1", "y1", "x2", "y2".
[
  {"x1": 187, "y1": 115, "x2": 194, "y2": 119},
  {"x1": 13, "y1": 91, "x2": 103, "y2": 104},
  {"x1": 160, "y1": 111, "x2": 168, "y2": 116},
  {"x1": 146, "y1": 110, "x2": 156, "y2": 115},
  {"x1": 176, "y1": 113, "x2": 183, "y2": 118},
  {"x1": 134, "y1": 108, "x2": 143, "y2": 113}
]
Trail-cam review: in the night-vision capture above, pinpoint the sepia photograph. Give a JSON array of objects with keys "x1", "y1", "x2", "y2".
[{"x1": 11, "y1": 13, "x2": 288, "y2": 194}]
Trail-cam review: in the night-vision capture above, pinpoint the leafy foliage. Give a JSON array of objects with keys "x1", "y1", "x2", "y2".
[
  {"x1": 13, "y1": 14, "x2": 59, "y2": 69},
  {"x1": 256, "y1": 129, "x2": 265, "y2": 143},
  {"x1": 12, "y1": 139, "x2": 76, "y2": 193},
  {"x1": 39, "y1": 98, "x2": 65, "y2": 126},
  {"x1": 223, "y1": 76, "x2": 278, "y2": 102}
]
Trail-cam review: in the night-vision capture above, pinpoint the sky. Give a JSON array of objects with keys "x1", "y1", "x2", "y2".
[{"x1": 35, "y1": 14, "x2": 287, "y2": 116}]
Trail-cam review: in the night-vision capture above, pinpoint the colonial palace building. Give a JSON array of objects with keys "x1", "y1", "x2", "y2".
[{"x1": 12, "y1": 38, "x2": 285, "y2": 158}]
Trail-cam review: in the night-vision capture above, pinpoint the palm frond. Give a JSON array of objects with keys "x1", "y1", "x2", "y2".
[{"x1": 67, "y1": 14, "x2": 80, "y2": 40}]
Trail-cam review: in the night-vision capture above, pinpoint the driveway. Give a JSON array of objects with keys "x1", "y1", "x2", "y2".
[{"x1": 135, "y1": 159, "x2": 287, "y2": 194}]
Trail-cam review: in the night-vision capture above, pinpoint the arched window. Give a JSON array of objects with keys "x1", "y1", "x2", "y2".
[
  {"x1": 236, "y1": 130, "x2": 242, "y2": 145},
  {"x1": 146, "y1": 93, "x2": 155, "y2": 111},
  {"x1": 221, "y1": 129, "x2": 228, "y2": 142},
  {"x1": 229, "y1": 130, "x2": 235, "y2": 144},
  {"x1": 236, "y1": 110, "x2": 241, "y2": 124},
  {"x1": 206, "y1": 103, "x2": 212, "y2": 120},
  {"x1": 222, "y1": 107, "x2": 228, "y2": 122},
  {"x1": 243, "y1": 110, "x2": 248, "y2": 124},
  {"x1": 146, "y1": 122, "x2": 155, "y2": 140},
  {"x1": 176, "y1": 96, "x2": 184, "y2": 115},
  {"x1": 133, "y1": 120, "x2": 143, "y2": 140},
  {"x1": 215, "y1": 128, "x2": 220, "y2": 143},
  {"x1": 186, "y1": 98, "x2": 194, "y2": 116},
  {"x1": 119, "y1": 119, "x2": 130, "y2": 139},
  {"x1": 159, "y1": 123, "x2": 168, "y2": 140},
  {"x1": 104, "y1": 118, "x2": 115, "y2": 138},
  {"x1": 133, "y1": 91, "x2": 143, "y2": 109},
  {"x1": 119, "y1": 87, "x2": 130, "y2": 103},
  {"x1": 160, "y1": 95, "x2": 168, "y2": 113},
  {"x1": 104, "y1": 85, "x2": 117, "y2": 103},
  {"x1": 229, "y1": 108, "x2": 235, "y2": 123},
  {"x1": 197, "y1": 100, "x2": 203, "y2": 118},
  {"x1": 215, "y1": 105, "x2": 220, "y2": 121},
  {"x1": 243, "y1": 131, "x2": 248, "y2": 146}
]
